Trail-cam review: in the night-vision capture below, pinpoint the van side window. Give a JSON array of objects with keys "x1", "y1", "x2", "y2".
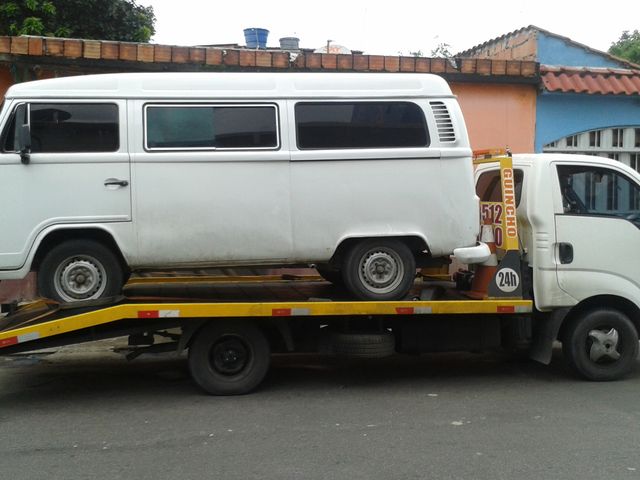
[
  {"x1": 476, "y1": 169, "x2": 524, "y2": 206},
  {"x1": 557, "y1": 165, "x2": 640, "y2": 216},
  {"x1": 145, "y1": 105, "x2": 278, "y2": 150},
  {"x1": 295, "y1": 102, "x2": 429, "y2": 149},
  {"x1": 3, "y1": 103, "x2": 118, "y2": 153},
  {"x1": 28, "y1": 104, "x2": 119, "y2": 153}
]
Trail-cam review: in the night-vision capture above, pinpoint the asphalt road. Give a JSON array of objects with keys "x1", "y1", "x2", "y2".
[{"x1": 1, "y1": 343, "x2": 639, "y2": 480}]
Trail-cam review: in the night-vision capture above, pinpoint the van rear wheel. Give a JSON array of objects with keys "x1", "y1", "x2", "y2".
[
  {"x1": 38, "y1": 239, "x2": 124, "y2": 303},
  {"x1": 342, "y1": 239, "x2": 416, "y2": 301}
]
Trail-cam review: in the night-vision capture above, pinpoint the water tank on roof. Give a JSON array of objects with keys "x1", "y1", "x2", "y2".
[
  {"x1": 244, "y1": 28, "x2": 269, "y2": 49},
  {"x1": 279, "y1": 37, "x2": 300, "y2": 51}
]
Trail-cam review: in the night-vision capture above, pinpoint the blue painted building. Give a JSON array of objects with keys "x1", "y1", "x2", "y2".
[
  {"x1": 460, "y1": 26, "x2": 640, "y2": 170},
  {"x1": 535, "y1": 30, "x2": 630, "y2": 68}
]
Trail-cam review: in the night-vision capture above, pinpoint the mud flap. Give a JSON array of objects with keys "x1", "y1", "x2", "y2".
[
  {"x1": 487, "y1": 250, "x2": 523, "y2": 299},
  {"x1": 528, "y1": 308, "x2": 569, "y2": 365}
]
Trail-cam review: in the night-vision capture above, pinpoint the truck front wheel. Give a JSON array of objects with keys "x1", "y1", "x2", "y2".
[
  {"x1": 189, "y1": 321, "x2": 270, "y2": 395},
  {"x1": 38, "y1": 239, "x2": 125, "y2": 303},
  {"x1": 563, "y1": 308, "x2": 639, "y2": 381}
]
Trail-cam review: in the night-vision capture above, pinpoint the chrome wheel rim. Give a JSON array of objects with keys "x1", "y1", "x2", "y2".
[
  {"x1": 588, "y1": 327, "x2": 621, "y2": 363},
  {"x1": 53, "y1": 255, "x2": 107, "y2": 302},
  {"x1": 357, "y1": 247, "x2": 405, "y2": 294}
]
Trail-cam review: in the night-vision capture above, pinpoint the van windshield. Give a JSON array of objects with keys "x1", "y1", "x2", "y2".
[{"x1": 0, "y1": 101, "x2": 17, "y2": 152}]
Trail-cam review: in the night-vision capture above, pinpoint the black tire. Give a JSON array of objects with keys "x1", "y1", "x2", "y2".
[
  {"x1": 37, "y1": 239, "x2": 124, "y2": 303},
  {"x1": 342, "y1": 239, "x2": 416, "y2": 301},
  {"x1": 189, "y1": 321, "x2": 270, "y2": 395},
  {"x1": 563, "y1": 308, "x2": 639, "y2": 381},
  {"x1": 327, "y1": 332, "x2": 395, "y2": 358},
  {"x1": 316, "y1": 264, "x2": 343, "y2": 285}
]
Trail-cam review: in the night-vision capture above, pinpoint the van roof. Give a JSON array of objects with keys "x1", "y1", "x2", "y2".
[{"x1": 5, "y1": 72, "x2": 454, "y2": 100}]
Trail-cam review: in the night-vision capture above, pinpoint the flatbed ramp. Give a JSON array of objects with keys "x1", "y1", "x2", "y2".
[
  {"x1": 1, "y1": 276, "x2": 531, "y2": 347},
  {"x1": 0, "y1": 274, "x2": 533, "y2": 394}
]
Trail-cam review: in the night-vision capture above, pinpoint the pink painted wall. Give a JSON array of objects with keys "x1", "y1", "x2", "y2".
[{"x1": 451, "y1": 83, "x2": 537, "y2": 153}]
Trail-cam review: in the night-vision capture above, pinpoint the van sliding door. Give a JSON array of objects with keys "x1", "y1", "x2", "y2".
[{"x1": 131, "y1": 101, "x2": 293, "y2": 267}]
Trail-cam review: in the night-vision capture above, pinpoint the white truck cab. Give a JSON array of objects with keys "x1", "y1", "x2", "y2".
[
  {"x1": 476, "y1": 153, "x2": 640, "y2": 380},
  {"x1": 477, "y1": 153, "x2": 640, "y2": 311}
]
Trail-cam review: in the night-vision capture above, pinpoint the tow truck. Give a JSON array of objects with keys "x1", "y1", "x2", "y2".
[{"x1": 2, "y1": 151, "x2": 638, "y2": 394}]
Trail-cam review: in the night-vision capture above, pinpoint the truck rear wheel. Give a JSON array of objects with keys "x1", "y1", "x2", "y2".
[
  {"x1": 38, "y1": 239, "x2": 124, "y2": 303},
  {"x1": 563, "y1": 308, "x2": 639, "y2": 381},
  {"x1": 342, "y1": 239, "x2": 416, "y2": 301},
  {"x1": 189, "y1": 321, "x2": 270, "y2": 395}
]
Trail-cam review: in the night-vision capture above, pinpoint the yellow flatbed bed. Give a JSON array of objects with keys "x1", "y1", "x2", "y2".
[{"x1": 0, "y1": 274, "x2": 531, "y2": 353}]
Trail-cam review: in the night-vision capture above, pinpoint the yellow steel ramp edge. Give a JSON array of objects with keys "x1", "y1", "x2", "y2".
[{"x1": 0, "y1": 298, "x2": 532, "y2": 349}]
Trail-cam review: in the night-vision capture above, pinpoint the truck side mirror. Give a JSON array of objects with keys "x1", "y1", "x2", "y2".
[{"x1": 15, "y1": 104, "x2": 31, "y2": 165}]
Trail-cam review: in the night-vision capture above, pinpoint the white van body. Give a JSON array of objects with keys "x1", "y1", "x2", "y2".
[
  {"x1": 476, "y1": 153, "x2": 640, "y2": 311},
  {"x1": 0, "y1": 72, "x2": 482, "y2": 301}
]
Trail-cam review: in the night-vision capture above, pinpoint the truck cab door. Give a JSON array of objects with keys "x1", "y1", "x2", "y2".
[{"x1": 553, "y1": 163, "x2": 640, "y2": 304}]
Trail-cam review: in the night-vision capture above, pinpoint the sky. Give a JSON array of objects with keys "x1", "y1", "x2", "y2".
[{"x1": 145, "y1": 0, "x2": 640, "y2": 56}]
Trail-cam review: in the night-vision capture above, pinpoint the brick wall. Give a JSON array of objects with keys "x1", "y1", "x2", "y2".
[{"x1": 0, "y1": 35, "x2": 538, "y2": 78}]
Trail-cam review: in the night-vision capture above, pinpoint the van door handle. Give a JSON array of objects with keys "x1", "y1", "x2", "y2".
[{"x1": 104, "y1": 179, "x2": 129, "y2": 187}]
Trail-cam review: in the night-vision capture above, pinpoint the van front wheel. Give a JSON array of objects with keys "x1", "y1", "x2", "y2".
[
  {"x1": 342, "y1": 239, "x2": 416, "y2": 301},
  {"x1": 38, "y1": 240, "x2": 124, "y2": 303}
]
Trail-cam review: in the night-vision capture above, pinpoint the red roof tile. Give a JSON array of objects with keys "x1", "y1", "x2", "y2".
[{"x1": 541, "y1": 66, "x2": 640, "y2": 95}]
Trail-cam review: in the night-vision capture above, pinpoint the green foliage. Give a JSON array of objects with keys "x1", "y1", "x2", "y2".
[
  {"x1": 20, "y1": 16, "x2": 45, "y2": 35},
  {"x1": 0, "y1": 0, "x2": 155, "y2": 42},
  {"x1": 608, "y1": 30, "x2": 640, "y2": 65},
  {"x1": 430, "y1": 43, "x2": 453, "y2": 58}
]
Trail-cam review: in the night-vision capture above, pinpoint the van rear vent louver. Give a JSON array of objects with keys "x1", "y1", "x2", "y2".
[{"x1": 430, "y1": 101, "x2": 456, "y2": 143}]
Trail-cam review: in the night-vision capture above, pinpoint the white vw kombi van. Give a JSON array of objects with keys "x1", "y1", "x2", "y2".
[{"x1": 0, "y1": 72, "x2": 486, "y2": 302}]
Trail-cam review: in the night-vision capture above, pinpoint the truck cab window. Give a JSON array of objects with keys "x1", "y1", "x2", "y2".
[
  {"x1": 557, "y1": 165, "x2": 640, "y2": 216},
  {"x1": 476, "y1": 169, "x2": 524, "y2": 206}
]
